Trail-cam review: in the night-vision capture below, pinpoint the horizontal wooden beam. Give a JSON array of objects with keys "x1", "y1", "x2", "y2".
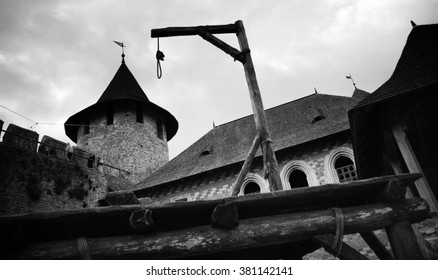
[
  {"x1": 0, "y1": 173, "x2": 423, "y2": 243},
  {"x1": 151, "y1": 23, "x2": 237, "y2": 38},
  {"x1": 6, "y1": 198, "x2": 429, "y2": 259}
]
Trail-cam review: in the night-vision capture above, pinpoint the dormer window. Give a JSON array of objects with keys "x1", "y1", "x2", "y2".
[
  {"x1": 312, "y1": 115, "x2": 326, "y2": 123},
  {"x1": 200, "y1": 145, "x2": 213, "y2": 157},
  {"x1": 311, "y1": 108, "x2": 325, "y2": 123}
]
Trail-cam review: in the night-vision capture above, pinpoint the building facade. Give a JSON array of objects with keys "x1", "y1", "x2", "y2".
[{"x1": 134, "y1": 89, "x2": 369, "y2": 203}]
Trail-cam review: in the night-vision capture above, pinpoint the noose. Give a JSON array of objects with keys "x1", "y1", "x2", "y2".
[{"x1": 156, "y1": 37, "x2": 165, "y2": 79}]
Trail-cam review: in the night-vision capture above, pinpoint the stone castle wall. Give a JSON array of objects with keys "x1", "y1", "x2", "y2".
[
  {"x1": 77, "y1": 101, "x2": 169, "y2": 184},
  {"x1": 0, "y1": 120, "x2": 134, "y2": 214},
  {"x1": 137, "y1": 132, "x2": 355, "y2": 204}
]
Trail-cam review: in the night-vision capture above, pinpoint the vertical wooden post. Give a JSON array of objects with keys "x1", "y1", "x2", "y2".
[
  {"x1": 386, "y1": 106, "x2": 438, "y2": 212},
  {"x1": 151, "y1": 21, "x2": 283, "y2": 192},
  {"x1": 234, "y1": 20, "x2": 283, "y2": 192},
  {"x1": 386, "y1": 219, "x2": 424, "y2": 259}
]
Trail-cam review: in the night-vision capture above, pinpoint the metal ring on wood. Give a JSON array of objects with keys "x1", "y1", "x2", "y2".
[
  {"x1": 328, "y1": 207, "x2": 344, "y2": 257},
  {"x1": 77, "y1": 237, "x2": 91, "y2": 260}
]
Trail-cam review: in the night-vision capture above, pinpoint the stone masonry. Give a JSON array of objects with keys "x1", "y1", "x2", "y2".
[
  {"x1": 138, "y1": 132, "x2": 354, "y2": 203},
  {"x1": 77, "y1": 101, "x2": 169, "y2": 184}
]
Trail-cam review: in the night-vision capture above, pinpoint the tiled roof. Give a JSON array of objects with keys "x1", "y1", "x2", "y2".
[
  {"x1": 137, "y1": 92, "x2": 367, "y2": 189},
  {"x1": 353, "y1": 23, "x2": 438, "y2": 110},
  {"x1": 65, "y1": 61, "x2": 178, "y2": 142}
]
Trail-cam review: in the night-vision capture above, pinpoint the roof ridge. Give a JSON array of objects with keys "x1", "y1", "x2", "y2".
[{"x1": 216, "y1": 92, "x2": 351, "y2": 128}]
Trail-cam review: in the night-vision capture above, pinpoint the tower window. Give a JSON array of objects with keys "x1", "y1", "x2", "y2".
[
  {"x1": 156, "y1": 119, "x2": 164, "y2": 140},
  {"x1": 335, "y1": 156, "x2": 357, "y2": 183},
  {"x1": 289, "y1": 169, "x2": 309, "y2": 188},
  {"x1": 106, "y1": 103, "x2": 113, "y2": 125},
  {"x1": 87, "y1": 155, "x2": 95, "y2": 168},
  {"x1": 84, "y1": 120, "x2": 90, "y2": 135},
  {"x1": 136, "y1": 103, "x2": 144, "y2": 123}
]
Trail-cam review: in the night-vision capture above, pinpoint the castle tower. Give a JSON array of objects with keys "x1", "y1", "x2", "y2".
[{"x1": 64, "y1": 55, "x2": 178, "y2": 183}]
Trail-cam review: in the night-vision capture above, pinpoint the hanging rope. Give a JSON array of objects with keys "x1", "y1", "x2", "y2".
[{"x1": 156, "y1": 37, "x2": 165, "y2": 79}]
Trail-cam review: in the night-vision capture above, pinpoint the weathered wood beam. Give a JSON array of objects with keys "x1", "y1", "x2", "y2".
[
  {"x1": 234, "y1": 20, "x2": 282, "y2": 191},
  {"x1": 0, "y1": 174, "x2": 423, "y2": 243},
  {"x1": 368, "y1": 178, "x2": 406, "y2": 203},
  {"x1": 386, "y1": 219, "x2": 424, "y2": 259},
  {"x1": 211, "y1": 202, "x2": 239, "y2": 229},
  {"x1": 198, "y1": 30, "x2": 244, "y2": 63},
  {"x1": 312, "y1": 234, "x2": 368, "y2": 260},
  {"x1": 360, "y1": 231, "x2": 393, "y2": 260},
  {"x1": 7, "y1": 198, "x2": 429, "y2": 259},
  {"x1": 359, "y1": 179, "x2": 405, "y2": 259},
  {"x1": 151, "y1": 23, "x2": 237, "y2": 38},
  {"x1": 386, "y1": 106, "x2": 438, "y2": 211},
  {"x1": 231, "y1": 134, "x2": 261, "y2": 196}
]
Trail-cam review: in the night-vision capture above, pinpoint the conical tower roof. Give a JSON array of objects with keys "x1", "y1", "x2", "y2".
[
  {"x1": 65, "y1": 60, "x2": 178, "y2": 143},
  {"x1": 97, "y1": 62, "x2": 150, "y2": 103}
]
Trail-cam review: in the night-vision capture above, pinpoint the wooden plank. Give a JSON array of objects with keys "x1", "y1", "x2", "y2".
[
  {"x1": 5, "y1": 198, "x2": 429, "y2": 259},
  {"x1": 151, "y1": 23, "x2": 237, "y2": 38},
  {"x1": 235, "y1": 20, "x2": 282, "y2": 191},
  {"x1": 0, "y1": 174, "x2": 423, "y2": 243},
  {"x1": 386, "y1": 219, "x2": 424, "y2": 259},
  {"x1": 368, "y1": 178, "x2": 406, "y2": 203},
  {"x1": 312, "y1": 234, "x2": 368, "y2": 260},
  {"x1": 360, "y1": 232, "x2": 393, "y2": 260},
  {"x1": 386, "y1": 106, "x2": 438, "y2": 211},
  {"x1": 198, "y1": 30, "x2": 244, "y2": 63}
]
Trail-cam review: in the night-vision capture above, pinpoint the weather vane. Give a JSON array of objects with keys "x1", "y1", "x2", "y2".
[
  {"x1": 346, "y1": 74, "x2": 356, "y2": 88},
  {"x1": 113, "y1": 40, "x2": 126, "y2": 63}
]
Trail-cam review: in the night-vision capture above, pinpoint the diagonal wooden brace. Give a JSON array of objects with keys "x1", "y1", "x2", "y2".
[{"x1": 198, "y1": 29, "x2": 246, "y2": 63}]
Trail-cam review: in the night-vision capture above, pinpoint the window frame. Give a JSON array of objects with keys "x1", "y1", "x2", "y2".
[
  {"x1": 324, "y1": 147, "x2": 356, "y2": 183},
  {"x1": 238, "y1": 173, "x2": 268, "y2": 196},
  {"x1": 280, "y1": 160, "x2": 319, "y2": 190}
]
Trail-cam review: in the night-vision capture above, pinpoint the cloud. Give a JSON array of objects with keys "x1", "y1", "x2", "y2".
[{"x1": 0, "y1": 0, "x2": 437, "y2": 158}]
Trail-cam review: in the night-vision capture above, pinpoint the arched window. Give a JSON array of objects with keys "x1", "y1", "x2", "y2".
[
  {"x1": 239, "y1": 173, "x2": 268, "y2": 196},
  {"x1": 280, "y1": 160, "x2": 319, "y2": 190},
  {"x1": 334, "y1": 156, "x2": 357, "y2": 183},
  {"x1": 325, "y1": 147, "x2": 357, "y2": 183},
  {"x1": 289, "y1": 169, "x2": 309, "y2": 188},
  {"x1": 243, "y1": 182, "x2": 261, "y2": 194}
]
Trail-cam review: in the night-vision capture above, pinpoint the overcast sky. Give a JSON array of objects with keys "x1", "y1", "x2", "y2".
[{"x1": 0, "y1": 0, "x2": 437, "y2": 158}]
